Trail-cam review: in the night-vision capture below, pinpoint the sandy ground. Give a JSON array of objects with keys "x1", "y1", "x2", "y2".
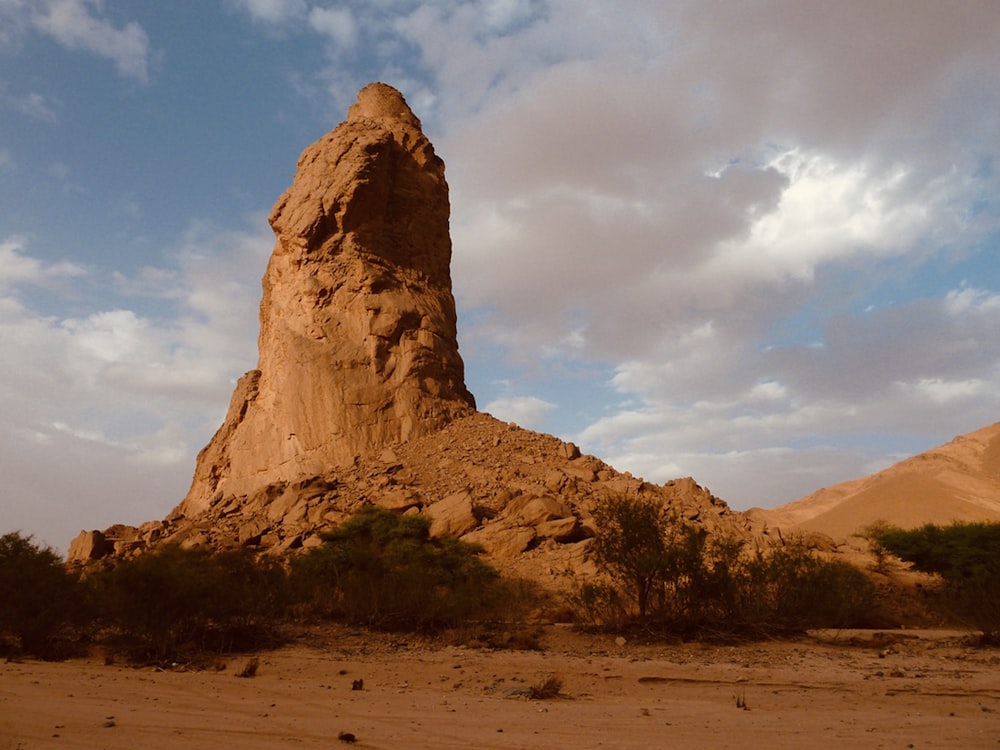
[{"x1": 2, "y1": 626, "x2": 999, "y2": 750}]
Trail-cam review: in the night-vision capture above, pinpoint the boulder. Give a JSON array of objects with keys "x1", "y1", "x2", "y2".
[
  {"x1": 463, "y1": 524, "x2": 536, "y2": 560},
  {"x1": 425, "y1": 489, "x2": 479, "y2": 538},
  {"x1": 66, "y1": 530, "x2": 112, "y2": 563},
  {"x1": 508, "y1": 495, "x2": 572, "y2": 526}
]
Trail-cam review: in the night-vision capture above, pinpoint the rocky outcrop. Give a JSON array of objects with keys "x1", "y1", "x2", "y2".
[
  {"x1": 67, "y1": 83, "x2": 764, "y2": 586},
  {"x1": 176, "y1": 82, "x2": 474, "y2": 520},
  {"x1": 72, "y1": 410, "x2": 754, "y2": 588}
]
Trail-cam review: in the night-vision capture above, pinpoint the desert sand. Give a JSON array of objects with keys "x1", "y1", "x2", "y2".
[
  {"x1": 754, "y1": 421, "x2": 1000, "y2": 540},
  {"x1": 3, "y1": 626, "x2": 998, "y2": 749}
]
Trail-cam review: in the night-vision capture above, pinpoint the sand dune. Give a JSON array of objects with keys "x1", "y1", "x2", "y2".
[{"x1": 753, "y1": 421, "x2": 1000, "y2": 540}]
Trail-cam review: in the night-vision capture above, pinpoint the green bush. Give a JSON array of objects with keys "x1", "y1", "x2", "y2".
[
  {"x1": 871, "y1": 521, "x2": 1000, "y2": 640},
  {"x1": 0, "y1": 532, "x2": 86, "y2": 659},
  {"x1": 290, "y1": 505, "x2": 509, "y2": 631},
  {"x1": 91, "y1": 545, "x2": 289, "y2": 662},
  {"x1": 755, "y1": 543, "x2": 876, "y2": 630},
  {"x1": 591, "y1": 494, "x2": 676, "y2": 618},
  {"x1": 581, "y1": 495, "x2": 876, "y2": 637}
]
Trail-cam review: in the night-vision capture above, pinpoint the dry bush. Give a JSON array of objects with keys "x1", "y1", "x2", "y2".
[
  {"x1": 528, "y1": 674, "x2": 563, "y2": 699},
  {"x1": 91, "y1": 545, "x2": 289, "y2": 663},
  {"x1": 236, "y1": 656, "x2": 260, "y2": 678}
]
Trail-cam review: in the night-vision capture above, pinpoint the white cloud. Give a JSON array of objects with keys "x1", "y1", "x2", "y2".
[
  {"x1": 946, "y1": 286, "x2": 1000, "y2": 315},
  {"x1": 0, "y1": 225, "x2": 269, "y2": 551},
  {"x1": 230, "y1": 0, "x2": 307, "y2": 25},
  {"x1": 747, "y1": 381, "x2": 788, "y2": 402},
  {"x1": 30, "y1": 0, "x2": 153, "y2": 83},
  {"x1": 308, "y1": 6, "x2": 356, "y2": 48},
  {"x1": 0, "y1": 235, "x2": 86, "y2": 290},
  {"x1": 12, "y1": 91, "x2": 59, "y2": 123},
  {"x1": 897, "y1": 377, "x2": 986, "y2": 405},
  {"x1": 705, "y1": 149, "x2": 938, "y2": 284},
  {"x1": 483, "y1": 395, "x2": 556, "y2": 431}
]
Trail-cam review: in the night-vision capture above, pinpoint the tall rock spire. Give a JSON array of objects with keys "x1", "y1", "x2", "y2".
[{"x1": 176, "y1": 83, "x2": 475, "y2": 518}]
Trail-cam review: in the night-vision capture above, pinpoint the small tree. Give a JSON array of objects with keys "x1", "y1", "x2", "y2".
[
  {"x1": 0, "y1": 532, "x2": 84, "y2": 658},
  {"x1": 857, "y1": 519, "x2": 894, "y2": 573},
  {"x1": 591, "y1": 494, "x2": 675, "y2": 618},
  {"x1": 872, "y1": 521, "x2": 1000, "y2": 641},
  {"x1": 584, "y1": 502, "x2": 876, "y2": 635}
]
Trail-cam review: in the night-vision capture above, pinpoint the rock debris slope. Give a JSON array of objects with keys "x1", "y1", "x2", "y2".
[{"x1": 68, "y1": 84, "x2": 755, "y2": 578}]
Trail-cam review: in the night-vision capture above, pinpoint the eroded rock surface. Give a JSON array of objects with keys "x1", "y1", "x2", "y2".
[
  {"x1": 177, "y1": 82, "x2": 474, "y2": 519},
  {"x1": 68, "y1": 84, "x2": 766, "y2": 585}
]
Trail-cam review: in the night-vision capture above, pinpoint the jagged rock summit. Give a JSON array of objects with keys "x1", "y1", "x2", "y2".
[
  {"x1": 68, "y1": 83, "x2": 758, "y2": 578},
  {"x1": 178, "y1": 83, "x2": 475, "y2": 519}
]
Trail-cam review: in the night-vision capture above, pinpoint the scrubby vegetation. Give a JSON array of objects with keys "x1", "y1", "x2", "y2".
[
  {"x1": 289, "y1": 505, "x2": 519, "y2": 630},
  {"x1": 870, "y1": 521, "x2": 1000, "y2": 642},
  {"x1": 0, "y1": 532, "x2": 87, "y2": 659},
  {"x1": 0, "y1": 508, "x2": 527, "y2": 662},
  {"x1": 577, "y1": 494, "x2": 876, "y2": 637},
  {"x1": 89, "y1": 545, "x2": 290, "y2": 662},
  {"x1": 6, "y1": 510, "x2": 999, "y2": 662}
]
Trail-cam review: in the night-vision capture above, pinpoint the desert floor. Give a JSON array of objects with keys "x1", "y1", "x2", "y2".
[{"x1": 2, "y1": 626, "x2": 999, "y2": 749}]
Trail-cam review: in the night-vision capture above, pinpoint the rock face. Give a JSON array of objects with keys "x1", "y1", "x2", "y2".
[
  {"x1": 67, "y1": 83, "x2": 763, "y2": 584},
  {"x1": 176, "y1": 83, "x2": 475, "y2": 519}
]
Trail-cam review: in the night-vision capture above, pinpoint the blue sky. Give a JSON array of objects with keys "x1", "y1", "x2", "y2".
[{"x1": 2, "y1": 0, "x2": 999, "y2": 551}]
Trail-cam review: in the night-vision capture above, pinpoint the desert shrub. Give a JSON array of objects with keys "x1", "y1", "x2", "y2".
[
  {"x1": 91, "y1": 545, "x2": 289, "y2": 662},
  {"x1": 528, "y1": 674, "x2": 564, "y2": 699},
  {"x1": 0, "y1": 532, "x2": 86, "y2": 659},
  {"x1": 871, "y1": 521, "x2": 1000, "y2": 640},
  {"x1": 290, "y1": 505, "x2": 509, "y2": 631},
  {"x1": 570, "y1": 582, "x2": 628, "y2": 630},
  {"x1": 580, "y1": 496, "x2": 875, "y2": 637},
  {"x1": 591, "y1": 494, "x2": 676, "y2": 618},
  {"x1": 755, "y1": 543, "x2": 876, "y2": 630},
  {"x1": 857, "y1": 519, "x2": 894, "y2": 573}
]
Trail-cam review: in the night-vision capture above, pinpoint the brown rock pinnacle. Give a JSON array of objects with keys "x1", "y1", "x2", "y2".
[
  {"x1": 176, "y1": 83, "x2": 475, "y2": 518},
  {"x1": 69, "y1": 83, "x2": 756, "y2": 582}
]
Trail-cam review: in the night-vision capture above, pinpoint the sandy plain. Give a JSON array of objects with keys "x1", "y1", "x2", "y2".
[{"x1": 2, "y1": 626, "x2": 999, "y2": 750}]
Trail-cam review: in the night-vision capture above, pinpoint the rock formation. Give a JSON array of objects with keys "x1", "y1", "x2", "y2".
[
  {"x1": 68, "y1": 83, "x2": 762, "y2": 583},
  {"x1": 177, "y1": 82, "x2": 475, "y2": 519}
]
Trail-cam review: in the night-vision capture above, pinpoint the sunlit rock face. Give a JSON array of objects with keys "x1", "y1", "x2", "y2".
[
  {"x1": 176, "y1": 83, "x2": 475, "y2": 518},
  {"x1": 68, "y1": 84, "x2": 757, "y2": 586}
]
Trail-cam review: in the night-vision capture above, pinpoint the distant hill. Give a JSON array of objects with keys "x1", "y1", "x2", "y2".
[{"x1": 749, "y1": 421, "x2": 1000, "y2": 540}]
